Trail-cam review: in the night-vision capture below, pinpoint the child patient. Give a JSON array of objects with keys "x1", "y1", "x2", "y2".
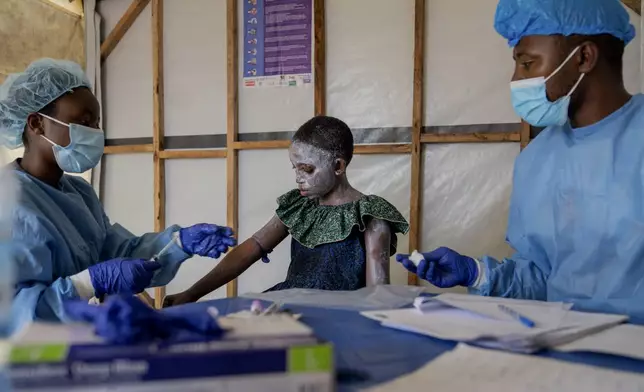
[{"x1": 164, "y1": 116, "x2": 408, "y2": 306}]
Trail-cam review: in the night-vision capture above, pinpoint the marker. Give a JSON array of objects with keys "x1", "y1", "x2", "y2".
[{"x1": 498, "y1": 304, "x2": 536, "y2": 328}]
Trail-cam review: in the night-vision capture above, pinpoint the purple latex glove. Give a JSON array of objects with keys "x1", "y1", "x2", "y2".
[
  {"x1": 88, "y1": 258, "x2": 161, "y2": 298},
  {"x1": 179, "y1": 223, "x2": 237, "y2": 259},
  {"x1": 64, "y1": 295, "x2": 225, "y2": 345},
  {"x1": 396, "y1": 247, "x2": 478, "y2": 288}
]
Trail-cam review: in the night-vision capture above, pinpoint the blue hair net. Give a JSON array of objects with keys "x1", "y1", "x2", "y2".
[
  {"x1": 0, "y1": 58, "x2": 91, "y2": 149},
  {"x1": 495, "y1": 0, "x2": 636, "y2": 47}
]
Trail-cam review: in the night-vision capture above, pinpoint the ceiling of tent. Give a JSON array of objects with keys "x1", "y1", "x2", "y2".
[
  {"x1": 0, "y1": 0, "x2": 84, "y2": 83},
  {"x1": 42, "y1": 0, "x2": 83, "y2": 16}
]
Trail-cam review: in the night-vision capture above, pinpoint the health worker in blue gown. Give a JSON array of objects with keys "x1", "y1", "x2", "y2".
[
  {"x1": 0, "y1": 59, "x2": 236, "y2": 332},
  {"x1": 397, "y1": 0, "x2": 644, "y2": 317}
]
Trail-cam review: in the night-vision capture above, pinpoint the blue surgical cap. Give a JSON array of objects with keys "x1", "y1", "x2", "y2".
[
  {"x1": 0, "y1": 58, "x2": 91, "y2": 149},
  {"x1": 495, "y1": 0, "x2": 636, "y2": 47}
]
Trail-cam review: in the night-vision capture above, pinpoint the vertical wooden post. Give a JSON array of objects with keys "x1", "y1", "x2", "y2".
[
  {"x1": 151, "y1": 0, "x2": 166, "y2": 308},
  {"x1": 520, "y1": 121, "x2": 530, "y2": 150},
  {"x1": 313, "y1": 0, "x2": 326, "y2": 116},
  {"x1": 408, "y1": 0, "x2": 426, "y2": 286},
  {"x1": 226, "y1": 0, "x2": 240, "y2": 298}
]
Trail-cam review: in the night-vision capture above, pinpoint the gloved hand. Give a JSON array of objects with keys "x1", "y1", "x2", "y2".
[
  {"x1": 396, "y1": 247, "x2": 478, "y2": 288},
  {"x1": 64, "y1": 295, "x2": 224, "y2": 344},
  {"x1": 180, "y1": 223, "x2": 237, "y2": 259},
  {"x1": 88, "y1": 258, "x2": 161, "y2": 298}
]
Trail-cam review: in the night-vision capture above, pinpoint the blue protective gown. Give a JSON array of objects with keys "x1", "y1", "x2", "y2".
[
  {"x1": 9, "y1": 160, "x2": 190, "y2": 328},
  {"x1": 474, "y1": 94, "x2": 644, "y2": 317}
]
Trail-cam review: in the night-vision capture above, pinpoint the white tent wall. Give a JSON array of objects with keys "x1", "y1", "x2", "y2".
[{"x1": 96, "y1": 0, "x2": 642, "y2": 300}]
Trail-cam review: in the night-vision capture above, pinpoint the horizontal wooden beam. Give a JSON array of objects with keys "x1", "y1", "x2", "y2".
[
  {"x1": 103, "y1": 144, "x2": 154, "y2": 154},
  {"x1": 102, "y1": 133, "x2": 520, "y2": 156},
  {"x1": 101, "y1": 0, "x2": 152, "y2": 63},
  {"x1": 354, "y1": 144, "x2": 412, "y2": 154},
  {"x1": 159, "y1": 149, "x2": 227, "y2": 159},
  {"x1": 232, "y1": 140, "x2": 290, "y2": 150},
  {"x1": 421, "y1": 132, "x2": 520, "y2": 144}
]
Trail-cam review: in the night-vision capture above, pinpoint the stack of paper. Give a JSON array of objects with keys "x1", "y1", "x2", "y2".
[
  {"x1": 361, "y1": 293, "x2": 627, "y2": 353},
  {"x1": 368, "y1": 344, "x2": 644, "y2": 391},
  {"x1": 554, "y1": 324, "x2": 644, "y2": 360}
]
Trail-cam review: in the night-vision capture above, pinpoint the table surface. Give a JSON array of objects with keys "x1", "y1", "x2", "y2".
[{"x1": 174, "y1": 298, "x2": 644, "y2": 391}]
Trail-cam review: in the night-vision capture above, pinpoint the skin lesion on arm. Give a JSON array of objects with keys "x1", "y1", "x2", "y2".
[
  {"x1": 364, "y1": 218, "x2": 392, "y2": 286},
  {"x1": 183, "y1": 215, "x2": 289, "y2": 301}
]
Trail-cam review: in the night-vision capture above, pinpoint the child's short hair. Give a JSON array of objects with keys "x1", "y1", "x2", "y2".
[{"x1": 292, "y1": 116, "x2": 354, "y2": 165}]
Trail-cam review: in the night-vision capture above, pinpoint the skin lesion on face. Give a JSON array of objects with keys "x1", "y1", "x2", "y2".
[{"x1": 288, "y1": 141, "x2": 338, "y2": 199}]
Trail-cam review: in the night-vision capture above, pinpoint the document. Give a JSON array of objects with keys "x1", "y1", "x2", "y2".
[{"x1": 368, "y1": 344, "x2": 644, "y2": 391}]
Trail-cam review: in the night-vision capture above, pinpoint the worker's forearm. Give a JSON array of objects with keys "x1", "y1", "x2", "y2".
[{"x1": 185, "y1": 239, "x2": 261, "y2": 300}]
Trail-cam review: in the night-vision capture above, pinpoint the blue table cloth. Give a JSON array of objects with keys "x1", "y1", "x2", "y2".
[{"x1": 169, "y1": 298, "x2": 644, "y2": 390}]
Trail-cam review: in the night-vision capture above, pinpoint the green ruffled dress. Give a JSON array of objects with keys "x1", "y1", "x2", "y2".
[{"x1": 265, "y1": 189, "x2": 409, "y2": 292}]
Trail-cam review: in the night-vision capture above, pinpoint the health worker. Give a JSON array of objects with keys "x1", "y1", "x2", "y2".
[
  {"x1": 397, "y1": 0, "x2": 644, "y2": 317},
  {"x1": 0, "y1": 59, "x2": 236, "y2": 331}
]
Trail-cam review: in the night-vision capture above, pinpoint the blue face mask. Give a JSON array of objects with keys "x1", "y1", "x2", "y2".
[
  {"x1": 39, "y1": 113, "x2": 105, "y2": 174},
  {"x1": 510, "y1": 46, "x2": 585, "y2": 127}
]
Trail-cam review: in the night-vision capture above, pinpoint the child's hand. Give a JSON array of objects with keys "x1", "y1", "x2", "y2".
[{"x1": 163, "y1": 291, "x2": 199, "y2": 307}]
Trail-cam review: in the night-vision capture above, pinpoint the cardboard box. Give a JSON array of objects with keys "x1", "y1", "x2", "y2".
[{"x1": 8, "y1": 322, "x2": 334, "y2": 391}]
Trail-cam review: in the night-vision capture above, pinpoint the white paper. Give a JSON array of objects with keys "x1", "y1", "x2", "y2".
[
  {"x1": 362, "y1": 294, "x2": 628, "y2": 353},
  {"x1": 555, "y1": 324, "x2": 644, "y2": 361},
  {"x1": 369, "y1": 344, "x2": 644, "y2": 391}
]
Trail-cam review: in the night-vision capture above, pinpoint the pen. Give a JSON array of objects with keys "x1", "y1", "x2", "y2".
[{"x1": 498, "y1": 304, "x2": 536, "y2": 328}]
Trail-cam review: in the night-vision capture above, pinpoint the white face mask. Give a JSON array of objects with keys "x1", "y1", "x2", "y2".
[
  {"x1": 509, "y1": 46, "x2": 585, "y2": 127},
  {"x1": 39, "y1": 113, "x2": 105, "y2": 173}
]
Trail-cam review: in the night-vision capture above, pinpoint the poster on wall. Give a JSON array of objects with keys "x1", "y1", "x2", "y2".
[{"x1": 243, "y1": 0, "x2": 313, "y2": 88}]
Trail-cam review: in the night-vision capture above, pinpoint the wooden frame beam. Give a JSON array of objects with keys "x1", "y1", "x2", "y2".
[
  {"x1": 232, "y1": 140, "x2": 290, "y2": 150},
  {"x1": 314, "y1": 0, "x2": 326, "y2": 116},
  {"x1": 159, "y1": 150, "x2": 227, "y2": 159},
  {"x1": 408, "y1": 0, "x2": 426, "y2": 286},
  {"x1": 622, "y1": 0, "x2": 641, "y2": 15},
  {"x1": 420, "y1": 132, "x2": 520, "y2": 143},
  {"x1": 103, "y1": 144, "x2": 154, "y2": 154},
  {"x1": 101, "y1": 0, "x2": 151, "y2": 62},
  {"x1": 226, "y1": 0, "x2": 240, "y2": 298},
  {"x1": 103, "y1": 136, "x2": 518, "y2": 157},
  {"x1": 354, "y1": 144, "x2": 411, "y2": 154},
  {"x1": 151, "y1": 0, "x2": 165, "y2": 308},
  {"x1": 520, "y1": 122, "x2": 530, "y2": 150}
]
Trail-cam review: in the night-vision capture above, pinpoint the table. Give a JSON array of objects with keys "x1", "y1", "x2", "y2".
[{"x1": 172, "y1": 298, "x2": 644, "y2": 391}]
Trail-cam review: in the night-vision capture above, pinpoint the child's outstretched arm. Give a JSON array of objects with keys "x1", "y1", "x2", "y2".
[
  {"x1": 163, "y1": 216, "x2": 289, "y2": 307},
  {"x1": 364, "y1": 218, "x2": 392, "y2": 286}
]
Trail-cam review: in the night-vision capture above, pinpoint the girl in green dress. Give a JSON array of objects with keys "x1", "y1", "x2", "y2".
[{"x1": 164, "y1": 116, "x2": 408, "y2": 306}]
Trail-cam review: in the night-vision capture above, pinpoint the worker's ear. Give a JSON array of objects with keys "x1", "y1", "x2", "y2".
[
  {"x1": 578, "y1": 41, "x2": 599, "y2": 74},
  {"x1": 334, "y1": 158, "x2": 347, "y2": 176},
  {"x1": 25, "y1": 113, "x2": 45, "y2": 136}
]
